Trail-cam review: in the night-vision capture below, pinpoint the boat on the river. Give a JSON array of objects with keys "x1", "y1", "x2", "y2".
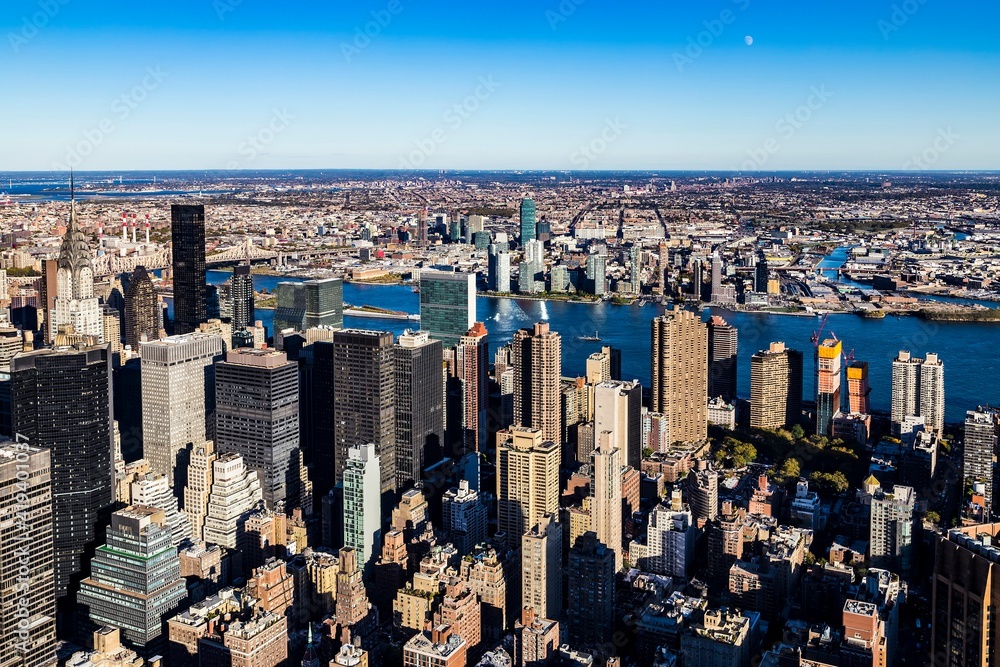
[{"x1": 577, "y1": 331, "x2": 601, "y2": 342}]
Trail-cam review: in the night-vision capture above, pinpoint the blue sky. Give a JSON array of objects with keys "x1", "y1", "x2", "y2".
[{"x1": 2, "y1": 0, "x2": 997, "y2": 170}]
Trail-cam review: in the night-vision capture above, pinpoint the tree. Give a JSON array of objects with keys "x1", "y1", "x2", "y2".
[
  {"x1": 790, "y1": 424, "x2": 806, "y2": 440},
  {"x1": 774, "y1": 457, "x2": 801, "y2": 485},
  {"x1": 925, "y1": 511, "x2": 941, "y2": 525}
]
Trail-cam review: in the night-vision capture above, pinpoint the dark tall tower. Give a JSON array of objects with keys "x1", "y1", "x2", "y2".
[
  {"x1": 708, "y1": 315, "x2": 738, "y2": 402},
  {"x1": 230, "y1": 263, "x2": 255, "y2": 329},
  {"x1": 215, "y1": 348, "x2": 301, "y2": 510},
  {"x1": 393, "y1": 330, "x2": 444, "y2": 490},
  {"x1": 11, "y1": 344, "x2": 114, "y2": 602},
  {"x1": 566, "y1": 531, "x2": 616, "y2": 650},
  {"x1": 331, "y1": 330, "x2": 396, "y2": 496},
  {"x1": 124, "y1": 265, "x2": 158, "y2": 350},
  {"x1": 171, "y1": 204, "x2": 207, "y2": 334}
]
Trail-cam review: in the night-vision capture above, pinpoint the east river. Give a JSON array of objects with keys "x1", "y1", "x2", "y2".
[{"x1": 209, "y1": 270, "x2": 1000, "y2": 424}]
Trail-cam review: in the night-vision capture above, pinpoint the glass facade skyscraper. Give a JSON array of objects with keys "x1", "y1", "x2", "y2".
[
  {"x1": 273, "y1": 277, "x2": 343, "y2": 332},
  {"x1": 171, "y1": 204, "x2": 207, "y2": 334},
  {"x1": 520, "y1": 198, "x2": 536, "y2": 243},
  {"x1": 419, "y1": 270, "x2": 476, "y2": 348}
]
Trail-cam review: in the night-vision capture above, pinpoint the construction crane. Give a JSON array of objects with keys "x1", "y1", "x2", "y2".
[{"x1": 810, "y1": 313, "x2": 830, "y2": 347}]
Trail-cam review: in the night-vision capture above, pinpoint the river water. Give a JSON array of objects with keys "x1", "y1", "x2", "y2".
[{"x1": 208, "y1": 270, "x2": 999, "y2": 424}]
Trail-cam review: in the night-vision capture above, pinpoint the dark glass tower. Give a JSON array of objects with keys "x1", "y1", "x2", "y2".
[
  {"x1": 231, "y1": 263, "x2": 255, "y2": 329},
  {"x1": 708, "y1": 315, "x2": 738, "y2": 402},
  {"x1": 215, "y1": 348, "x2": 300, "y2": 510},
  {"x1": 124, "y1": 265, "x2": 158, "y2": 350},
  {"x1": 331, "y1": 329, "x2": 396, "y2": 495},
  {"x1": 393, "y1": 330, "x2": 444, "y2": 490},
  {"x1": 11, "y1": 344, "x2": 114, "y2": 602},
  {"x1": 171, "y1": 204, "x2": 207, "y2": 334},
  {"x1": 419, "y1": 270, "x2": 476, "y2": 348}
]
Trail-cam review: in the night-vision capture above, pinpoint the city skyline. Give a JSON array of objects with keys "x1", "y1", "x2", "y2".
[{"x1": 2, "y1": 1, "x2": 999, "y2": 171}]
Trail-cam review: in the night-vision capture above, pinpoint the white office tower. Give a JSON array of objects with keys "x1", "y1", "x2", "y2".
[
  {"x1": 203, "y1": 453, "x2": 263, "y2": 549},
  {"x1": 593, "y1": 379, "x2": 642, "y2": 469},
  {"x1": 141, "y1": 333, "x2": 224, "y2": 486},
  {"x1": 50, "y1": 185, "x2": 103, "y2": 342},
  {"x1": 522, "y1": 513, "x2": 563, "y2": 621},
  {"x1": 183, "y1": 441, "x2": 218, "y2": 542},
  {"x1": 343, "y1": 443, "x2": 382, "y2": 573},
  {"x1": 647, "y1": 490, "x2": 696, "y2": 579},
  {"x1": 592, "y1": 434, "x2": 623, "y2": 571},
  {"x1": 130, "y1": 472, "x2": 192, "y2": 546},
  {"x1": 442, "y1": 479, "x2": 488, "y2": 556},
  {"x1": 891, "y1": 350, "x2": 945, "y2": 435}
]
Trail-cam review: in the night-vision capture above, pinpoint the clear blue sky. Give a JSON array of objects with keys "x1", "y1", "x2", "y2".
[{"x1": 2, "y1": 0, "x2": 997, "y2": 171}]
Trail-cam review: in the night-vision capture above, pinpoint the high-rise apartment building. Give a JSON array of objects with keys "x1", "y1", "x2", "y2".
[
  {"x1": 869, "y1": 482, "x2": 915, "y2": 575},
  {"x1": 591, "y1": 437, "x2": 623, "y2": 570},
  {"x1": 182, "y1": 440, "x2": 217, "y2": 542},
  {"x1": 102, "y1": 306, "x2": 121, "y2": 354},
  {"x1": 419, "y1": 270, "x2": 476, "y2": 348},
  {"x1": 203, "y1": 453, "x2": 264, "y2": 550},
  {"x1": 687, "y1": 458, "x2": 719, "y2": 523},
  {"x1": 750, "y1": 342, "x2": 803, "y2": 430},
  {"x1": 512, "y1": 322, "x2": 562, "y2": 445},
  {"x1": 0, "y1": 442, "x2": 56, "y2": 666},
  {"x1": 141, "y1": 333, "x2": 224, "y2": 486},
  {"x1": 520, "y1": 197, "x2": 536, "y2": 243},
  {"x1": 171, "y1": 204, "x2": 207, "y2": 334},
  {"x1": 707, "y1": 315, "x2": 738, "y2": 402},
  {"x1": 442, "y1": 480, "x2": 487, "y2": 555},
  {"x1": 11, "y1": 344, "x2": 114, "y2": 600},
  {"x1": 586, "y1": 346, "x2": 622, "y2": 384},
  {"x1": 496, "y1": 427, "x2": 560, "y2": 547},
  {"x1": 651, "y1": 310, "x2": 708, "y2": 445},
  {"x1": 215, "y1": 348, "x2": 300, "y2": 509},
  {"x1": 50, "y1": 188, "x2": 103, "y2": 343},
  {"x1": 124, "y1": 265, "x2": 158, "y2": 351},
  {"x1": 892, "y1": 350, "x2": 946, "y2": 435},
  {"x1": 78, "y1": 506, "x2": 186, "y2": 654},
  {"x1": 343, "y1": 443, "x2": 382, "y2": 574},
  {"x1": 965, "y1": 408, "x2": 1000, "y2": 517},
  {"x1": 647, "y1": 492, "x2": 697, "y2": 579},
  {"x1": 815, "y1": 338, "x2": 843, "y2": 437},
  {"x1": 456, "y1": 322, "x2": 489, "y2": 453},
  {"x1": 330, "y1": 329, "x2": 396, "y2": 496},
  {"x1": 394, "y1": 330, "x2": 444, "y2": 489},
  {"x1": 566, "y1": 531, "x2": 615, "y2": 649},
  {"x1": 487, "y1": 244, "x2": 511, "y2": 293},
  {"x1": 932, "y1": 523, "x2": 1000, "y2": 667},
  {"x1": 593, "y1": 379, "x2": 642, "y2": 470},
  {"x1": 229, "y1": 264, "x2": 255, "y2": 329},
  {"x1": 522, "y1": 513, "x2": 563, "y2": 621}
]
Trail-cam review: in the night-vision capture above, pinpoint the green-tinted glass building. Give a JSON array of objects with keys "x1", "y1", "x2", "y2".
[
  {"x1": 520, "y1": 198, "x2": 536, "y2": 243},
  {"x1": 419, "y1": 270, "x2": 476, "y2": 348}
]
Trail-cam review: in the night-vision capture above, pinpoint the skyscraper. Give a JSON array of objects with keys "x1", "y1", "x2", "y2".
[
  {"x1": 50, "y1": 183, "x2": 102, "y2": 342},
  {"x1": 496, "y1": 427, "x2": 560, "y2": 547},
  {"x1": 141, "y1": 333, "x2": 224, "y2": 486},
  {"x1": 707, "y1": 315, "x2": 738, "y2": 402},
  {"x1": 419, "y1": 270, "x2": 476, "y2": 348},
  {"x1": 456, "y1": 322, "x2": 489, "y2": 453},
  {"x1": 202, "y1": 453, "x2": 264, "y2": 550},
  {"x1": 521, "y1": 514, "x2": 563, "y2": 621},
  {"x1": 815, "y1": 338, "x2": 843, "y2": 437},
  {"x1": 512, "y1": 322, "x2": 562, "y2": 445},
  {"x1": 330, "y1": 330, "x2": 396, "y2": 495},
  {"x1": 687, "y1": 459, "x2": 719, "y2": 524},
  {"x1": 586, "y1": 253, "x2": 607, "y2": 296},
  {"x1": 171, "y1": 204, "x2": 207, "y2": 334},
  {"x1": 750, "y1": 342, "x2": 803, "y2": 430},
  {"x1": 124, "y1": 265, "x2": 158, "y2": 351},
  {"x1": 11, "y1": 344, "x2": 114, "y2": 600},
  {"x1": 77, "y1": 506, "x2": 186, "y2": 654},
  {"x1": 709, "y1": 253, "x2": 723, "y2": 302},
  {"x1": 394, "y1": 330, "x2": 444, "y2": 489},
  {"x1": 215, "y1": 348, "x2": 300, "y2": 509},
  {"x1": 593, "y1": 380, "x2": 642, "y2": 470},
  {"x1": 964, "y1": 408, "x2": 999, "y2": 517},
  {"x1": 343, "y1": 443, "x2": 382, "y2": 574},
  {"x1": 487, "y1": 244, "x2": 511, "y2": 293},
  {"x1": 932, "y1": 523, "x2": 1000, "y2": 667},
  {"x1": 869, "y1": 482, "x2": 915, "y2": 575},
  {"x1": 182, "y1": 440, "x2": 217, "y2": 542},
  {"x1": 647, "y1": 492, "x2": 696, "y2": 578},
  {"x1": 520, "y1": 197, "x2": 536, "y2": 243},
  {"x1": 274, "y1": 277, "x2": 344, "y2": 333},
  {"x1": 0, "y1": 442, "x2": 56, "y2": 666},
  {"x1": 591, "y1": 436, "x2": 623, "y2": 570},
  {"x1": 651, "y1": 310, "x2": 708, "y2": 445},
  {"x1": 566, "y1": 531, "x2": 615, "y2": 649},
  {"x1": 846, "y1": 360, "x2": 871, "y2": 414},
  {"x1": 891, "y1": 351, "x2": 946, "y2": 436},
  {"x1": 230, "y1": 264, "x2": 255, "y2": 329},
  {"x1": 442, "y1": 480, "x2": 487, "y2": 556}
]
